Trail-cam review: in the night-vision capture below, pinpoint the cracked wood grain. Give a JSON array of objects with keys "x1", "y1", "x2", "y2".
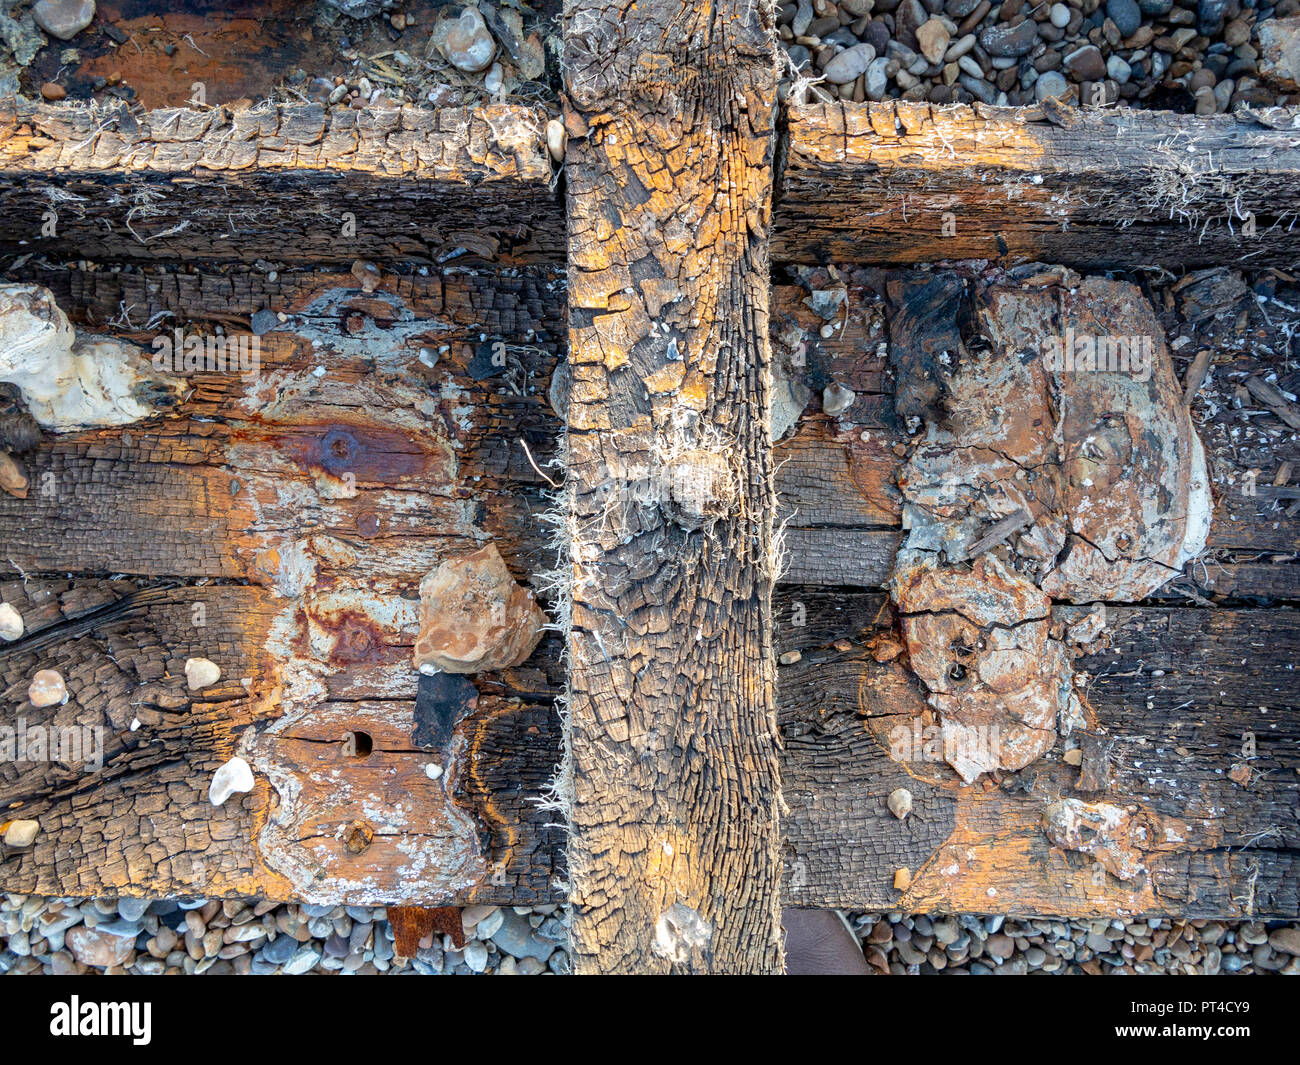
[
  {"x1": 562, "y1": 0, "x2": 784, "y2": 973},
  {"x1": 775, "y1": 102, "x2": 1300, "y2": 270},
  {"x1": 0, "y1": 263, "x2": 566, "y2": 905},
  {"x1": 0, "y1": 100, "x2": 562, "y2": 263}
]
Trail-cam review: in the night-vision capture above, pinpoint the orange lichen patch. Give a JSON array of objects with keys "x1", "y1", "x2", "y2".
[{"x1": 414, "y1": 543, "x2": 545, "y2": 675}]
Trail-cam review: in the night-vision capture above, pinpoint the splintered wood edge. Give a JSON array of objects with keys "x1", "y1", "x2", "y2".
[{"x1": 776, "y1": 101, "x2": 1300, "y2": 268}]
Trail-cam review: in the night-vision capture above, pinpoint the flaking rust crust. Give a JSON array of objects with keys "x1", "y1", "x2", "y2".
[
  {"x1": 562, "y1": 0, "x2": 786, "y2": 972},
  {"x1": 883, "y1": 268, "x2": 1212, "y2": 900}
]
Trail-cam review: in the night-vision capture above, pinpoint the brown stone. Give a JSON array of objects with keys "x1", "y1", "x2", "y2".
[
  {"x1": 1258, "y1": 15, "x2": 1300, "y2": 91},
  {"x1": 66, "y1": 926, "x2": 134, "y2": 968},
  {"x1": 413, "y1": 543, "x2": 546, "y2": 674}
]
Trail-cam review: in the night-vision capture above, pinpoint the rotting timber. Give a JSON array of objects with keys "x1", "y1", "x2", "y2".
[{"x1": 0, "y1": 2, "x2": 1297, "y2": 976}]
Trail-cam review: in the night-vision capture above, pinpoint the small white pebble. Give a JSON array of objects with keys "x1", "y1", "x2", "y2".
[
  {"x1": 2, "y1": 819, "x2": 39, "y2": 847},
  {"x1": 0, "y1": 602, "x2": 23, "y2": 641},
  {"x1": 185, "y1": 657, "x2": 221, "y2": 691},
  {"x1": 887, "y1": 787, "x2": 913, "y2": 820},
  {"x1": 425, "y1": 763, "x2": 443, "y2": 780}
]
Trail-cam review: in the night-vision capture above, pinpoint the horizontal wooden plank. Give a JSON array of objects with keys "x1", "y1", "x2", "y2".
[
  {"x1": 774, "y1": 102, "x2": 1300, "y2": 271},
  {"x1": 0, "y1": 100, "x2": 563, "y2": 263},
  {"x1": 10, "y1": 576, "x2": 1294, "y2": 917},
  {"x1": 0, "y1": 579, "x2": 563, "y2": 903},
  {"x1": 777, "y1": 590, "x2": 1300, "y2": 919},
  {"x1": 0, "y1": 264, "x2": 566, "y2": 904}
]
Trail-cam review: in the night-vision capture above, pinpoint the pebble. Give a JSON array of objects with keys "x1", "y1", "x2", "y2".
[
  {"x1": 1106, "y1": 0, "x2": 1142, "y2": 39},
  {"x1": 887, "y1": 787, "x2": 913, "y2": 819},
  {"x1": 0, "y1": 603, "x2": 22, "y2": 640},
  {"x1": 464, "y1": 940, "x2": 488, "y2": 972},
  {"x1": 283, "y1": 946, "x2": 323, "y2": 975},
  {"x1": 823, "y1": 382, "x2": 856, "y2": 416},
  {"x1": 1269, "y1": 927, "x2": 1300, "y2": 955},
  {"x1": 491, "y1": 910, "x2": 553, "y2": 961},
  {"x1": 2, "y1": 820, "x2": 39, "y2": 847},
  {"x1": 1049, "y1": 3, "x2": 1071, "y2": 28},
  {"x1": 823, "y1": 42, "x2": 876, "y2": 83},
  {"x1": 117, "y1": 897, "x2": 149, "y2": 922},
  {"x1": 916, "y1": 18, "x2": 951, "y2": 64},
  {"x1": 438, "y1": 7, "x2": 496, "y2": 74},
  {"x1": 32, "y1": 0, "x2": 95, "y2": 41},
  {"x1": 27, "y1": 669, "x2": 66, "y2": 707},
  {"x1": 979, "y1": 20, "x2": 1039, "y2": 58},
  {"x1": 1064, "y1": 43, "x2": 1108, "y2": 80},
  {"x1": 546, "y1": 118, "x2": 566, "y2": 164},
  {"x1": 185, "y1": 657, "x2": 221, "y2": 691},
  {"x1": 208, "y1": 756, "x2": 255, "y2": 807},
  {"x1": 1035, "y1": 70, "x2": 1070, "y2": 100},
  {"x1": 865, "y1": 56, "x2": 891, "y2": 98},
  {"x1": 66, "y1": 926, "x2": 133, "y2": 968},
  {"x1": 260, "y1": 934, "x2": 297, "y2": 965}
]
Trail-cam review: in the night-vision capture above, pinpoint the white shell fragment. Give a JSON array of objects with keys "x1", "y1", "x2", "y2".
[
  {"x1": 0, "y1": 602, "x2": 23, "y2": 642},
  {"x1": 185, "y1": 657, "x2": 222, "y2": 691},
  {"x1": 546, "y1": 118, "x2": 566, "y2": 163},
  {"x1": 208, "y1": 756, "x2": 255, "y2": 807},
  {"x1": 823, "y1": 382, "x2": 856, "y2": 417},
  {"x1": 27, "y1": 669, "x2": 66, "y2": 707}
]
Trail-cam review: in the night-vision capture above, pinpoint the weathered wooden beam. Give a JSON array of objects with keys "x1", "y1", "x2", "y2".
[
  {"x1": 0, "y1": 100, "x2": 562, "y2": 263},
  {"x1": 775, "y1": 590, "x2": 1300, "y2": 919},
  {"x1": 560, "y1": 0, "x2": 784, "y2": 972},
  {"x1": 773, "y1": 102, "x2": 1300, "y2": 270},
  {"x1": 0, "y1": 577, "x2": 563, "y2": 903},
  {"x1": 0, "y1": 264, "x2": 566, "y2": 905}
]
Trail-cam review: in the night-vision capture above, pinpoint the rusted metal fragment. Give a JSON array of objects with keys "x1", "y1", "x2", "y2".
[
  {"x1": 388, "y1": 905, "x2": 465, "y2": 956},
  {"x1": 413, "y1": 543, "x2": 546, "y2": 675},
  {"x1": 888, "y1": 272, "x2": 1211, "y2": 784}
]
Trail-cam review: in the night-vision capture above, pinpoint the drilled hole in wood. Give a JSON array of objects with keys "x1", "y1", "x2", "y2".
[{"x1": 342, "y1": 731, "x2": 373, "y2": 758}]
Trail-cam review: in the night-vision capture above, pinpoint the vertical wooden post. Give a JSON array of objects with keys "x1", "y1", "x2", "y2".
[{"x1": 562, "y1": 0, "x2": 784, "y2": 972}]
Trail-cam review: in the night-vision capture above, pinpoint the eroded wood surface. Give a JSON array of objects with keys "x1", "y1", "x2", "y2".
[
  {"x1": 775, "y1": 102, "x2": 1300, "y2": 270},
  {"x1": 0, "y1": 262, "x2": 566, "y2": 905},
  {"x1": 560, "y1": 0, "x2": 785, "y2": 972},
  {"x1": 0, "y1": 100, "x2": 562, "y2": 263}
]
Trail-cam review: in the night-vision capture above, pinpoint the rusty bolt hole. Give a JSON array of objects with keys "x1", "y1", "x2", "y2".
[
  {"x1": 320, "y1": 429, "x2": 359, "y2": 473},
  {"x1": 345, "y1": 818, "x2": 375, "y2": 855},
  {"x1": 341, "y1": 730, "x2": 373, "y2": 758}
]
